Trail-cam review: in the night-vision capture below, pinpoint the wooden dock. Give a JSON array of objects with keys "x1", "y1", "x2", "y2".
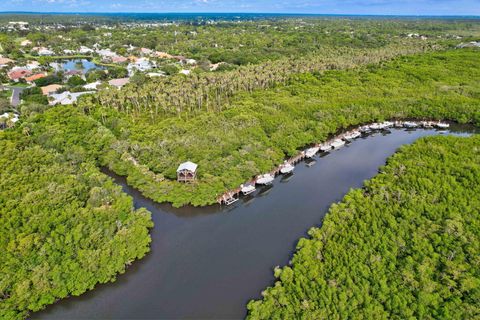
[{"x1": 217, "y1": 119, "x2": 450, "y2": 206}]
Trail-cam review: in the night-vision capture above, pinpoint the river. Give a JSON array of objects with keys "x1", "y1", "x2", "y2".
[{"x1": 32, "y1": 125, "x2": 477, "y2": 319}]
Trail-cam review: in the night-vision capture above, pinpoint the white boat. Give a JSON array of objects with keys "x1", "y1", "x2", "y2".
[
  {"x1": 343, "y1": 131, "x2": 361, "y2": 141},
  {"x1": 382, "y1": 121, "x2": 394, "y2": 128},
  {"x1": 305, "y1": 147, "x2": 320, "y2": 158},
  {"x1": 369, "y1": 123, "x2": 383, "y2": 130},
  {"x1": 331, "y1": 139, "x2": 346, "y2": 149},
  {"x1": 241, "y1": 184, "x2": 256, "y2": 195},
  {"x1": 403, "y1": 121, "x2": 418, "y2": 128},
  {"x1": 320, "y1": 144, "x2": 332, "y2": 152},
  {"x1": 436, "y1": 122, "x2": 450, "y2": 129},
  {"x1": 280, "y1": 163, "x2": 294, "y2": 174},
  {"x1": 359, "y1": 125, "x2": 371, "y2": 133},
  {"x1": 394, "y1": 121, "x2": 404, "y2": 128},
  {"x1": 256, "y1": 174, "x2": 274, "y2": 185},
  {"x1": 421, "y1": 121, "x2": 434, "y2": 128}
]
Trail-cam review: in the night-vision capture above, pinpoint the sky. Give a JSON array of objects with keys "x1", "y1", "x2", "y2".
[{"x1": 1, "y1": 0, "x2": 480, "y2": 16}]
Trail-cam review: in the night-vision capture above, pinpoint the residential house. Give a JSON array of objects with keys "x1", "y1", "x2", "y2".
[
  {"x1": 108, "y1": 78, "x2": 130, "y2": 89},
  {"x1": 97, "y1": 49, "x2": 116, "y2": 58},
  {"x1": 26, "y1": 61, "x2": 41, "y2": 70},
  {"x1": 112, "y1": 56, "x2": 128, "y2": 64},
  {"x1": 8, "y1": 68, "x2": 32, "y2": 82},
  {"x1": 20, "y1": 39, "x2": 32, "y2": 47},
  {"x1": 155, "y1": 51, "x2": 174, "y2": 59},
  {"x1": 0, "y1": 112, "x2": 20, "y2": 128},
  {"x1": 79, "y1": 46, "x2": 94, "y2": 54},
  {"x1": 179, "y1": 69, "x2": 191, "y2": 75},
  {"x1": 25, "y1": 73, "x2": 47, "y2": 84},
  {"x1": 0, "y1": 57, "x2": 14, "y2": 68},
  {"x1": 127, "y1": 58, "x2": 154, "y2": 76},
  {"x1": 83, "y1": 81, "x2": 102, "y2": 90},
  {"x1": 140, "y1": 47, "x2": 153, "y2": 55},
  {"x1": 49, "y1": 91, "x2": 94, "y2": 105},
  {"x1": 41, "y1": 84, "x2": 63, "y2": 96},
  {"x1": 38, "y1": 48, "x2": 55, "y2": 56}
]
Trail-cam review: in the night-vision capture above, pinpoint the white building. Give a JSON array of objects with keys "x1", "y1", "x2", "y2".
[
  {"x1": 38, "y1": 48, "x2": 55, "y2": 56},
  {"x1": 49, "y1": 91, "x2": 94, "y2": 105},
  {"x1": 79, "y1": 46, "x2": 94, "y2": 54}
]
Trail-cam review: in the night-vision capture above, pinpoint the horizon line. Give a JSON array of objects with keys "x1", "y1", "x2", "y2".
[{"x1": 0, "y1": 11, "x2": 479, "y2": 18}]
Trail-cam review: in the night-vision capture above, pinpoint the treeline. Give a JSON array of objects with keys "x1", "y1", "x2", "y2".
[
  {"x1": 0, "y1": 130, "x2": 153, "y2": 319},
  {"x1": 92, "y1": 41, "x2": 435, "y2": 118},
  {"x1": 247, "y1": 134, "x2": 480, "y2": 319}
]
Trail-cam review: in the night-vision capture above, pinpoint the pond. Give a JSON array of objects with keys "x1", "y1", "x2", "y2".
[
  {"x1": 59, "y1": 59, "x2": 105, "y2": 74},
  {"x1": 32, "y1": 125, "x2": 478, "y2": 319}
]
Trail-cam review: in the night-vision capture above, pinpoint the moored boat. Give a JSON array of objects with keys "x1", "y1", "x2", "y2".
[
  {"x1": 403, "y1": 121, "x2": 418, "y2": 128},
  {"x1": 256, "y1": 174, "x2": 274, "y2": 185},
  {"x1": 436, "y1": 122, "x2": 450, "y2": 129},
  {"x1": 331, "y1": 139, "x2": 346, "y2": 149},
  {"x1": 305, "y1": 147, "x2": 320, "y2": 158},
  {"x1": 359, "y1": 125, "x2": 371, "y2": 133},
  {"x1": 320, "y1": 144, "x2": 332, "y2": 152},
  {"x1": 280, "y1": 162, "x2": 294, "y2": 174},
  {"x1": 343, "y1": 131, "x2": 361, "y2": 141},
  {"x1": 241, "y1": 183, "x2": 256, "y2": 195}
]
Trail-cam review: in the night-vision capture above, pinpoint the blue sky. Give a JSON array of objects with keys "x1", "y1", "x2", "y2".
[{"x1": 1, "y1": 0, "x2": 479, "y2": 15}]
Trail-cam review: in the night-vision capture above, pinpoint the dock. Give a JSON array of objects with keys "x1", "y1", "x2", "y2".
[{"x1": 217, "y1": 119, "x2": 451, "y2": 206}]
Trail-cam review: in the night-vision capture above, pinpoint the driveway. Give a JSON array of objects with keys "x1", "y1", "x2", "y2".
[{"x1": 5, "y1": 86, "x2": 27, "y2": 107}]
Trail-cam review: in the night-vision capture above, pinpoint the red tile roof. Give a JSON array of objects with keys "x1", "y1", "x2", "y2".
[
  {"x1": 8, "y1": 69, "x2": 32, "y2": 80},
  {"x1": 25, "y1": 73, "x2": 47, "y2": 82}
]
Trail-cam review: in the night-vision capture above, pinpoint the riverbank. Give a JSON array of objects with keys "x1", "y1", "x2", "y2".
[
  {"x1": 216, "y1": 119, "x2": 452, "y2": 205},
  {"x1": 247, "y1": 133, "x2": 480, "y2": 319}
]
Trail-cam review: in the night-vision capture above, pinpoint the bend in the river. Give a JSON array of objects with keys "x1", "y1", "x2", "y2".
[{"x1": 32, "y1": 124, "x2": 478, "y2": 319}]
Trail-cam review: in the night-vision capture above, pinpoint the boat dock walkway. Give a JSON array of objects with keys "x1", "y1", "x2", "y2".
[{"x1": 217, "y1": 120, "x2": 449, "y2": 205}]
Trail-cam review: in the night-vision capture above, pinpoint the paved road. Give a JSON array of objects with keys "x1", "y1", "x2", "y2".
[{"x1": 5, "y1": 86, "x2": 27, "y2": 107}]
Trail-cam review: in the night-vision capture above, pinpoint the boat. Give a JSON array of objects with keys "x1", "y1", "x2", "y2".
[
  {"x1": 382, "y1": 121, "x2": 394, "y2": 128},
  {"x1": 359, "y1": 125, "x2": 371, "y2": 133},
  {"x1": 223, "y1": 193, "x2": 238, "y2": 206},
  {"x1": 369, "y1": 123, "x2": 383, "y2": 130},
  {"x1": 240, "y1": 183, "x2": 256, "y2": 195},
  {"x1": 343, "y1": 131, "x2": 361, "y2": 141},
  {"x1": 320, "y1": 144, "x2": 332, "y2": 152},
  {"x1": 305, "y1": 147, "x2": 320, "y2": 158},
  {"x1": 403, "y1": 121, "x2": 418, "y2": 128},
  {"x1": 331, "y1": 139, "x2": 345, "y2": 149},
  {"x1": 436, "y1": 122, "x2": 450, "y2": 129},
  {"x1": 421, "y1": 121, "x2": 434, "y2": 128},
  {"x1": 280, "y1": 162, "x2": 294, "y2": 174},
  {"x1": 256, "y1": 174, "x2": 274, "y2": 185},
  {"x1": 394, "y1": 121, "x2": 404, "y2": 128}
]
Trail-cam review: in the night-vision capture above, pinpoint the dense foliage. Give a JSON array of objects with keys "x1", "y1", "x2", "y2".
[
  {"x1": 0, "y1": 131, "x2": 153, "y2": 319},
  {"x1": 247, "y1": 134, "x2": 480, "y2": 319},
  {"x1": 76, "y1": 49, "x2": 480, "y2": 207}
]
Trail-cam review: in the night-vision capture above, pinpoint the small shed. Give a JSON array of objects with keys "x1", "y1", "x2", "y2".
[{"x1": 177, "y1": 161, "x2": 198, "y2": 182}]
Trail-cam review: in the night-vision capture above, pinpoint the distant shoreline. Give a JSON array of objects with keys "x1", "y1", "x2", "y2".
[{"x1": 0, "y1": 12, "x2": 479, "y2": 19}]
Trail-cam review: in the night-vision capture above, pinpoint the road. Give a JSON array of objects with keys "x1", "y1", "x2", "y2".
[{"x1": 5, "y1": 86, "x2": 27, "y2": 107}]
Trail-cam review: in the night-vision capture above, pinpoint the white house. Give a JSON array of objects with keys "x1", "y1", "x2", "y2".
[
  {"x1": 83, "y1": 81, "x2": 102, "y2": 90},
  {"x1": 38, "y1": 48, "x2": 55, "y2": 56},
  {"x1": 49, "y1": 91, "x2": 94, "y2": 105},
  {"x1": 79, "y1": 46, "x2": 94, "y2": 54},
  {"x1": 127, "y1": 58, "x2": 154, "y2": 76},
  {"x1": 179, "y1": 69, "x2": 191, "y2": 75}
]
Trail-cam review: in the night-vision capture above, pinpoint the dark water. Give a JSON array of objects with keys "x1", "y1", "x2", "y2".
[{"x1": 33, "y1": 125, "x2": 477, "y2": 320}]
